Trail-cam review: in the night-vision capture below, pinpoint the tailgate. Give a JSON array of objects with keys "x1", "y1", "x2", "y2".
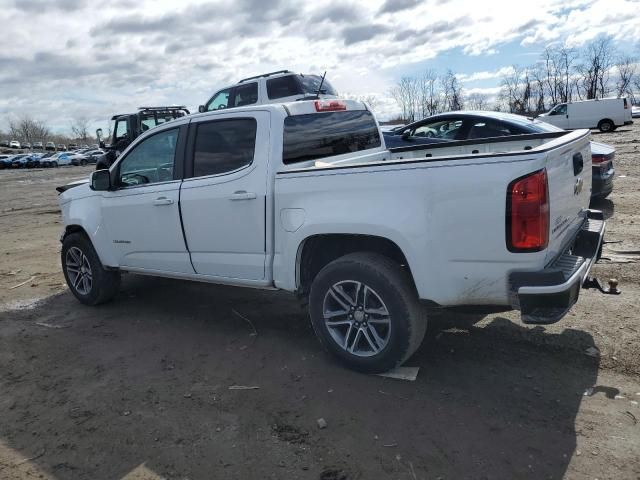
[{"x1": 544, "y1": 130, "x2": 592, "y2": 263}]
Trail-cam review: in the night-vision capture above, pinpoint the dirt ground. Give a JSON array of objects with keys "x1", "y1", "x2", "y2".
[{"x1": 0, "y1": 125, "x2": 639, "y2": 480}]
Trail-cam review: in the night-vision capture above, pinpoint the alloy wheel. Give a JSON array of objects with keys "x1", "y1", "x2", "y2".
[{"x1": 322, "y1": 280, "x2": 392, "y2": 357}]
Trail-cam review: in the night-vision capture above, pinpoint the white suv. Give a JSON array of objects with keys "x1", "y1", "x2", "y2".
[{"x1": 198, "y1": 70, "x2": 338, "y2": 113}]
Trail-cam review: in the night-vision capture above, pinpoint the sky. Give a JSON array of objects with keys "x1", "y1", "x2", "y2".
[{"x1": 0, "y1": 0, "x2": 639, "y2": 135}]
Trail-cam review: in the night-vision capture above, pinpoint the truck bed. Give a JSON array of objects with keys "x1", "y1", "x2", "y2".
[{"x1": 275, "y1": 129, "x2": 592, "y2": 307}]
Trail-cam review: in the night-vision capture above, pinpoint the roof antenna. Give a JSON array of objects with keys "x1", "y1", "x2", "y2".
[{"x1": 314, "y1": 71, "x2": 327, "y2": 99}]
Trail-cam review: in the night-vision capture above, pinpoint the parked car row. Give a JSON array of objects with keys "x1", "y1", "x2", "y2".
[
  {"x1": 0, "y1": 148, "x2": 104, "y2": 169},
  {"x1": 0, "y1": 140, "x2": 97, "y2": 151}
]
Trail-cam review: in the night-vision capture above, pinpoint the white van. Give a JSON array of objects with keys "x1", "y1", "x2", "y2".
[{"x1": 538, "y1": 97, "x2": 633, "y2": 132}]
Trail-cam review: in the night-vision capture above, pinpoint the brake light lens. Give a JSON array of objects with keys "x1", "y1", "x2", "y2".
[
  {"x1": 592, "y1": 152, "x2": 613, "y2": 164},
  {"x1": 315, "y1": 100, "x2": 347, "y2": 112},
  {"x1": 506, "y1": 169, "x2": 549, "y2": 252}
]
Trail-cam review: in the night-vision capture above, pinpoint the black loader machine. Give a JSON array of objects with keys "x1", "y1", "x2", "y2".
[{"x1": 95, "y1": 106, "x2": 189, "y2": 170}]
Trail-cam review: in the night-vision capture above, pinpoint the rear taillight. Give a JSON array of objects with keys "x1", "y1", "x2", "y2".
[
  {"x1": 315, "y1": 100, "x2": 346, "y2": 112},
  {"x1": 592, "y1": 152, "x2": 614, "y2": 164},
  {"x1": 506, "y1": 169, "x2": 549, "y2": 252}
]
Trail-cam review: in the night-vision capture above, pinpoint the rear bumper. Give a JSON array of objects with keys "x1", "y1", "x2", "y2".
[
  {"x1": 592, "y1": 169, "x2": 614, "y2": 198},
  {"x1": 509, "y1": 210, "x2": 605, "y2": 324}
]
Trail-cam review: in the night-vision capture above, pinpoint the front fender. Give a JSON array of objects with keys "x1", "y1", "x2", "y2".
[{"x1": 60, "y1": 193, "x2": 117, "y2": 267}]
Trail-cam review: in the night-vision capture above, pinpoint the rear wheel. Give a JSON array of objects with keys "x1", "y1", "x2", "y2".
[
  {"x1": 80, "y1": 159, "x2": 87, "y2": 166},
  {"x1": 61, "y1": 232, "x2": 120, "y2": 306},
  {"x1": 309, "y1": 252, "x2": 426, "y2": 373},
  {"x1": 598, "y1": 119, "x2": 614, "y2": 132},
  {"x1": 52, "y1": 161, "x2": 58, "y2": 167}
]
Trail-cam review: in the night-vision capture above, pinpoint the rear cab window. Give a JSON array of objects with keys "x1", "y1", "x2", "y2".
[
  {"x1": 283, "y1": 110, "x2": 381, "y2": 164},
  {"x1": 267, "y1": 74, "x2": 338, "y2": 100}
]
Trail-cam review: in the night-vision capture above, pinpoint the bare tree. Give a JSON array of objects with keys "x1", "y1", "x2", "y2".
[
  {"x1": 441, "y1": 70, "x2": 463, "y2": 111},
  {"x1": 577, "y1": 37, "x2": 616, "y2": 99},
  {"x1": 500, "y1": 66, "x2": 534, "y2": 114},
  {"x1": 391, "y1": 76, "x2": 420, "y2": 122},
  {"x1": 7, "y1": 116, "x2": 50, "y2": 144},
  {"x1": 342, "y1": 94, "x2": 380, "y2": 111},
  {"x1": 418, "y1": 69, "x2": 441, "y2": 117},
  {"x1": 71, "y1": 116, "x2": 90, "y2": 142},
  {"x1": 614, "y1": 55, "x2": 637, "y2": 100},
  {"x1": 531, "y1": 66, "x2": 547, "y2": 112},
  {"x1": 540, "y1": 45, "x2": 577, "y2": 106},
  {"x1": 466, "y1": 92, "x2": 489, "y2": 110}
]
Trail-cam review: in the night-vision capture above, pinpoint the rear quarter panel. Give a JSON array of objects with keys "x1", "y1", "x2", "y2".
[{"x1": 275, "y1": 154, "x2": 553, "y2": 306}]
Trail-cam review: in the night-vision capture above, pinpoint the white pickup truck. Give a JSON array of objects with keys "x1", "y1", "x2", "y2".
[{"x1": 57, "y1": 99, "x2": 609, "y2": 373}]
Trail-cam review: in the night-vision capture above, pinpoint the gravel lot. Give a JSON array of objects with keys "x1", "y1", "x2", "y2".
[{"x1": 0, "y1": 126, "x2": 639, "y2": 479}]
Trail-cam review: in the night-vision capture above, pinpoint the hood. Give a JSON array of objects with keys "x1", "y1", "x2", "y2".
[{"x1": 56, "y1": 177, "x2": 90, "y2": 194}]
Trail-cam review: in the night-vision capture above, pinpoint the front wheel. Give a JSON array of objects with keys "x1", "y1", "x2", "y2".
[
  {"x1": 61, "y1": 232, "x2": 120, "y2": 305},
  {"x1": 52, "y1": 161, "x2": 58, "y2": 168},
  {"x1": 309, "y1": 252, "x2": 427, "y2": 373},
  {"x1": 80, "y1": 159, "x2": 87, "y2": 166}
]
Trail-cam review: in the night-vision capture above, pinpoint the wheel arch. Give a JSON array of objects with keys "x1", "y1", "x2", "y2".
[
  {"x1": 61, "y1": 224, "x2": 89, "y2": 242},
  {"x1": 296, "y1": 233, "x2": 416, "y2": 298},
  {"x1": 597, "y1": 118, "x2": 614, "y2": 130}
]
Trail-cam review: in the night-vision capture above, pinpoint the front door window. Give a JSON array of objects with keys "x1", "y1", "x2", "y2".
[{"x1": 117, "y1": 128, "x2": 178, "y2": 187}]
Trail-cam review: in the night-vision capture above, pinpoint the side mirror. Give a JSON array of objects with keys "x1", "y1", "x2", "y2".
[
  {"x1": 90, "y1": 169, "x2": 111, "y2": 191},
  {"x1": 401, "y1": 130, "x2": 411, "y2": 139},
  {"x1": 198, "y1": 105, "x2": 205, "y2": 113}
]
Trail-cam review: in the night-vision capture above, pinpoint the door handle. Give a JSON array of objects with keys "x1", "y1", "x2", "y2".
[
  {"x1": 229, "y1": 191, "x2": 257, "y2": 201},
  {"x1": 153, "y1": 197, "x2": 174, "y2": 206}
]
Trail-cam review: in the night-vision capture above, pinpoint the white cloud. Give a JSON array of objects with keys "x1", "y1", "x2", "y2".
[
  {"x1": 0, "y1": 0, "x2": 637, "y2": 132},
  {"x1": 457, "y1": 67, "x2": 516, "y2": 83}
]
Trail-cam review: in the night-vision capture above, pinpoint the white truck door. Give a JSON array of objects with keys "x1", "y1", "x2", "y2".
[
  {"x1": 179, "y1": 112, "x2": 270, "y2": 281},
  {"x1": 101, "y1": 127, "x2": 194, "y2": 274}
]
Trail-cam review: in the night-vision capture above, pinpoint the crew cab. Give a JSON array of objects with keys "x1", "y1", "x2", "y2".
[{"x1": 57, "y1": 99, "x2": 609, "y2": 373}]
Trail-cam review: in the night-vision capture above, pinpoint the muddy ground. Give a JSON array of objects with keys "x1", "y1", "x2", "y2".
[{"x1": 0, "y1": 125, "x2": 639, "y2": 479}]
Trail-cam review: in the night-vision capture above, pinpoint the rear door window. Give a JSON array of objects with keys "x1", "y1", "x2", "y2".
[
  {"x1": 192, "y1": 119, "x2": 257, "y2": 177},
  {"x1": 467, "y1": 121, "x2": 521, "y2": 139},
  {"x1": 267, "y1": 76, "x2": 300, "y2": 99},
  {"x1": 283, "y1": 110, "x2": 381, "y2": 164},
  {"x1": 231, "y1": 83, "x2": 258, "y2": 107}
]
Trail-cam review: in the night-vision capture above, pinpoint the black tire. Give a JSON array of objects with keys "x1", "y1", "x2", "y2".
[
  {"x1": 52, "y1": 161, "x2": 58, "y2": 167},
  {"x1": 80, "y1": 159, "x2": 87, "y2": 166},
  {"x1": 309, "y1": 252, "x2": 427, "y2": 373},
  {"x1": 61, "y1": 232, "x2": 120, "y2": 306},
  {"x1": 598, "y1": 119, "x2": 614, "y2": 132}
]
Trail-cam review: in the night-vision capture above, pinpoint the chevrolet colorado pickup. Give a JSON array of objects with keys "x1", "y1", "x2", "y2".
[{"x1": 57, "y1": 99, "x2": 608, "y2": 373}]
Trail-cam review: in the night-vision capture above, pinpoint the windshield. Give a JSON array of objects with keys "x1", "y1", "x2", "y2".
[{"x1": 298, "y1": 75, "x2": 338, "y2": 95}]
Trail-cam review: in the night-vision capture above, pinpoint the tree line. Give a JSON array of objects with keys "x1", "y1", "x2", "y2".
[
  {"x1": 391, "y1": 37, "x2": 638, "y2": 122},
  {"x1": 390, "y1": 69, "x2": 466, "y2": 123},
  {"x1": 1, "y1": 116, "x2": 96, "y2": 146},
  {"x1": 500, "y1": 38, "x2": 638, "y2": 115}
]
